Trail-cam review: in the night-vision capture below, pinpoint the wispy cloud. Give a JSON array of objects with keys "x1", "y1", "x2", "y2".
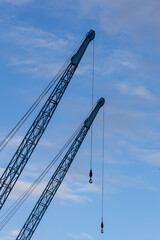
[
  {"x1": 9, "y1": 179, "x2": 46, "y2": 200},
  {"x1": 9, "y1": 163, "x2": 155, "y2": 202},
  {"x1": 1, "y1": 24, "x2": 91, "y2": 79},
  {"x1": 77, "y1": 0, "x2": 160, "y2": 43},
  {"x1": 0, "y1": 24, "x2": 73, "y2": 78},
  {"x1": 9, "y1": 229, "x2": 19, "y2": 236},
  {"x1": 107, "y1": 49, "x2": 136, "y2": 68},
  {"x1": 8, "y1": 173, "x2": 100, "y2": 204},
  {"x1": 145, "y1": 151, "x2": 160, "y2": 166},
  {"x1": 115, "y1": 82, "x2": 156, "y2": 101},
  {"x1": 0, "y1": 229, "x2": 19, "y2": 240},
  {"x1": 126, "y1": 143, "x2": 160, "y2": 166},
  {"x1": 110, "y1": 140, "x2": 160, "y2": 167},
  {"x1": 55, "y1": 182, "x2": 92, "y2": 204},
  {"x1": 9, "y1": 26, "x2": 68, "y2": 50},
  {"x1": 3, "y1": 135, "x2": 54, "y2": 149},
  {"x1": 100, "y1": 0, "x2": 160, "y2": 40},
  {"x1": 8, "y1": 57, "x2": 62, "y2": 78},
  {"x1": 67, "y1": 232, "x2": 93, "y2": 240}
]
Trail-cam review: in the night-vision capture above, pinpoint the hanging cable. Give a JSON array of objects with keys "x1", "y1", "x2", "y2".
[
  {"x1": 101, "y1": 105, "x2": 105, "y2": 234},
  {"x1": 89, "y1": 38, "x2": 95, "y2": 184},
  {"x1": 0, "y1": 103, "x2": 95, "y2": 230},
  {"x1": 0, "y1": 36, "x2": 85, "y2": 153}
]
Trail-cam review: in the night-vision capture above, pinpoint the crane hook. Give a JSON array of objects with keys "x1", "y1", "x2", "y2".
[
  {"x1": 101, "y1": 218, "x2": 104, "y2": 234},
  {"x1": 89, "y1": 169, "x2": 93, "y2": 183}
]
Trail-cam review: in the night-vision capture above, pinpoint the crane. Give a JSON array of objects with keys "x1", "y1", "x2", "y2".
[
  {"x1": 15, "y1": 97, "x2": 105, "y2": 240},
  {"x1": 0, "y1": 30, "x2": 95, "y2": 210}
]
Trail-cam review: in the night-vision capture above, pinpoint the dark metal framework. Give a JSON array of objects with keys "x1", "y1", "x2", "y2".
[
  {"x1": 0, "y1": 63, "x2": 75, "y2": 209},
  {"x1": 16, "y1": 97, "x2": 105, "y2": 240},
  {"x1": 0, "y1": 29, "x2": 95, "y2": 210}
]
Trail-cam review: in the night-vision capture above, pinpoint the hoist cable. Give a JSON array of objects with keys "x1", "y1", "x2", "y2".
[
  {"x1": 0, "y1": 36, "x2": 85, "y2": 153},
  {"x1": 89, "y1": 39, "x2": 95, "y2": 183},
  {"x1": 0, "y1": 102, "x2": 95, "y2": 230},
  {"x1": 92, "y1": 39, "x2": 95, "y2": 109},
  {"x1": 101, "y1": 105, "x2": 105, "y2": 233}
]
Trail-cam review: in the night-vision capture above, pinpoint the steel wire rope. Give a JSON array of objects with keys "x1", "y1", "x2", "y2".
[
  {"x1": 101, "y1": 105, "x2": 105, "y2": 234},
  {"x1": 89, "y1": 38, "x2": 95, "y2": 183},
  {"x1": 0, "y1": 36, "x2": 85, "y2": 152},
  {"x1": 0, "y1": 102, "x2": 95, "y2": 230}
]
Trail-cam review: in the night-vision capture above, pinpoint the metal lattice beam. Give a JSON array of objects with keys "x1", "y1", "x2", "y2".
[
  {"x1": 16, "y1": 97, "x2": 105, "y2": 240},
  {"x1": 0, "y1": 30, "x2": 95, "y2": 210}
]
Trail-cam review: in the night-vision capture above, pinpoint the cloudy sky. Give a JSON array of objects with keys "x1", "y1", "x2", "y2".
[{"x1": 0, "y1": 1, "x2": 160, "y2": 240}]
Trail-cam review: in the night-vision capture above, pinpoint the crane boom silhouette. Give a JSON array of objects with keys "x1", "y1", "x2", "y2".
[
  {"x1": 16, "y1": 97, "x2": 105, "y2": 240},
  {"x1": 0, "y1": 30, "x2": 95, "y2": 210}
]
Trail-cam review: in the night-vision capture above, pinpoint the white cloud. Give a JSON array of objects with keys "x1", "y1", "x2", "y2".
[
  {"x1": 3, "y1": 134, "x2": 54, "y2": 149},
  {"x1": 128, "y1": 144, "x2": 160, "y2": 166},
  {"x1": 9, "y1": 229, "x2": 19, "y2": 237},
  {"x1": 0, "y1": 168, "x2": 4, "y2": 176},
  {"x1": 9, "y1": 26, "x2": 68, "y2": 50},
  {"x1": 55, "y1": 182, "x2": 92, "y2": 204},
  {"x1": 0, "y1": 25, "x2": 75, "y2": 78},
  {"x1": 115, "y1": 82, "x2": 156, "y2": 101},
  {"x1": 101, "y1": 0, "x2": 160, "y2": 34},
  {"x1": 67, "y1": 232, "x2": 93, "y2": 240},
  {"x1": 75, "y1": 182, "x2": 100, "y2": 193},
  {"x1": 133, "y1": 86, "x2": 154, "y2": 100},
  {"x1": 9, "y1": 179, "x2": 46, "y2": 200},
  {"x1": 8, "y1": 173, "x2": 99, "y2": 204},
  {"x1": 81, "y1": 233, "x2": 93, "y2": 240},
  {"x1": 119, "y1": 61, "x2": 134, "y2": 68},
  {"x1": 8, "y1": 57, "x2": 62, "y2": 78},
  {"x1": 10, "y1": 168, "x2": 154, "y2": 202},
  {"x1": 145, "y1": 151, "x2": 160, "y2": 166},
  {"x1": 99, "y1": 49, "x2": 137, "y2": 79},
  {"x1": 76, "y1": 64, "x2": 92, "y2": 76},
  {"x1": 0, "y1": 170, "x2": 99, "y2": 230},
  {"x1": 0, "y1": 229, "x2": 20, "y2": 240},
  {"x1": 7, "y1": 135, "x2": 23, "y2": 147},
  {"x1": 78, "y1": 0, "x2": 160, "y2": 40},
  {"x1": 112, "y1": 140, "x2": 160, "y2": 167}
]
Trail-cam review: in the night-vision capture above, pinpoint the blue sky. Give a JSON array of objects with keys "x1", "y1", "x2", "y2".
[{"x1": 0, "y1": 0, "x2": 160, "y2": 240}]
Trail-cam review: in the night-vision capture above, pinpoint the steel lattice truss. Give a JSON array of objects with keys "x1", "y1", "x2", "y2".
[
  {"x1": 16, "y1": 125, "x2": 88, "y2": 240},
  {"x1": 16, "y1": 97, "x2": 105, "y2": 240},
  {"x1": 0, "y1": 63, "x2": 76, "y2": 209},
  {"x1": 0, "y1": 29, "x2": 95, "y2": 210}
]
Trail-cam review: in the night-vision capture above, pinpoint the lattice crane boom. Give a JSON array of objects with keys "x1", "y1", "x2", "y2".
[
  {"x1": 0, "y1": 30, "x2": 95, "y2": 210},
  {"x1": 16, "y1": 97, "x2": 105, "y2": 240}
]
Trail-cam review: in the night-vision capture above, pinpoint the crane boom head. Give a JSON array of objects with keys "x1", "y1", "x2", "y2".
[
  {"x1": 86, "y1": 29, "x2": 95, "y2": 41},
  {"x1": 71, "y1": 29, "x2": 95, "y2": 66},
  {"x1": 97, "y1": 97, "x2": 105, "y2": 107},
  {"x1": 84, "y1": 97, "x2": 105, "y2": 129}
]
